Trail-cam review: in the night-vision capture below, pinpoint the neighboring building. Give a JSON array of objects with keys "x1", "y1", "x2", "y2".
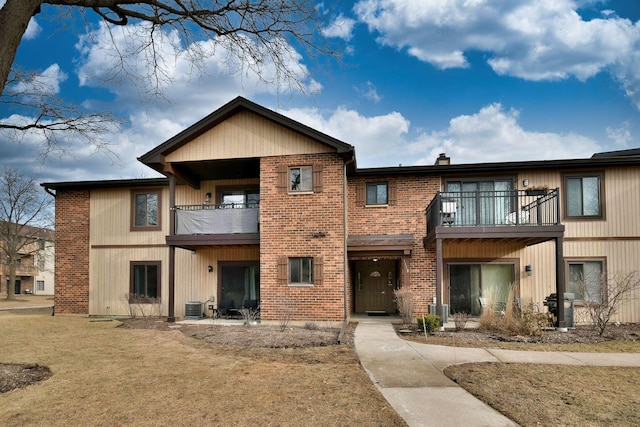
[
  {"x1": 42, "y1": 97, "x2": 640, "y2": 324},
  {"x1": 1, "y1": 224, "x2": 55, "y2": 296}
]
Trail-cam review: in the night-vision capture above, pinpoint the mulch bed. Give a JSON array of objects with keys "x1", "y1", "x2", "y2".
[{"x1": 0, "y1": 363, "x2": 52, "y2": 394}]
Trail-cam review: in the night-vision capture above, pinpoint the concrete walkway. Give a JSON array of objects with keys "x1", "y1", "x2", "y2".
[{"x1": 353, "y1": 315, "x2": 640, "y2": 427}]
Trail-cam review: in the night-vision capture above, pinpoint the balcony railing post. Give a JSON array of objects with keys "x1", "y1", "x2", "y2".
[{"x1": 555, "y1": 187, "x2": 561, "y2": 225}]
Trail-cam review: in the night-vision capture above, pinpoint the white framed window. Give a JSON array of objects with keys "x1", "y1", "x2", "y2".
[{"x1": 37, "y1": 280, "x2": 45, "y2": 291}]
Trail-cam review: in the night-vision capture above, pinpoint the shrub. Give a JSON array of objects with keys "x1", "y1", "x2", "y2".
[
  {"x1": 417, "y1": 314, "x2": 441, "y2": 333},
  {"x1": 578, "y1": 271, "x2": 640, "y2": 336},
  {"x1": 393, "y1": 287, "x2": 415, "y2": 325},
  {"x1": 304, "y1": 322, "x2": 319, "y2": 330},
  {"x1": 452, "y1": 312, "x2": 469, "y2": 331}
]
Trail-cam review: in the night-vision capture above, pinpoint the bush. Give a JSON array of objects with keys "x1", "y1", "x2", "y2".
[
  {"x1": 452, "y1": 312, "x2": 469, "y2": 331},
  {"x1": 479, "y1": 301, "x2": 550, "y2": 336},
  {"x1": 393, "y1": 287, "x2": 415, "y2": 325},
  {"x1": 417, "y1": 314, "x2": 441, "y2": 333}
]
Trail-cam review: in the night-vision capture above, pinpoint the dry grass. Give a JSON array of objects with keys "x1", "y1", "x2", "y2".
[
  {"x1": 0, "y1": 295, "x2": 53, "y2": 309},
  {"x1": 446, "y1": 363, "x2": 640, "y2": 427},
  {"x1": 0, "y1": 313, "x2": 404, "y2": 426}
]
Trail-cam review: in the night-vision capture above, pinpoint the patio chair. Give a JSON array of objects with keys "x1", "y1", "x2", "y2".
[{"x1": 219, "y1": 298, "x2": 240, "y2": 319}]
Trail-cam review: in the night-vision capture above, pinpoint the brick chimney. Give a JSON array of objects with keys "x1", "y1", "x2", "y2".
[{"x1": 435, "y1": 153, "x2": 450, "y2": 165}]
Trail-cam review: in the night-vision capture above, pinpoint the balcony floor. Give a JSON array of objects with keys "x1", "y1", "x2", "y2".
[
  {"x1": 423, "y1": 224, "x2": 565, "y2": 247},
  {"x1": 166, "y1": 233, "x2": 259, "y2": 250}
]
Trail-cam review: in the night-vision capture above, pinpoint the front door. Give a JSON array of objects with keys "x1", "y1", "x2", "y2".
[
  {"x1": 6, "y1": 279, "x2": 21, "y2": 295},
  {"x1": 355, "y1": 260, "x2": 397, "y2": 313}
]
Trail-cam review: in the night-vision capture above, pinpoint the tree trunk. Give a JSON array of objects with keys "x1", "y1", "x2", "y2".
[
  {"x1": 0, "y1": 0, "x2": 43, "y2": 94},
  {"x1": 6, "y1": 261, "x2": 17, "y2": 301}
]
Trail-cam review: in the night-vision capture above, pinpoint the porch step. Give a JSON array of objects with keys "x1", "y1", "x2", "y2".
[{"x1": 366, "y1": 311, "x2": 389, "y2": 316}]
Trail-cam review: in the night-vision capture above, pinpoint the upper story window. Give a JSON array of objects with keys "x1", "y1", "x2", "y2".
[
  {"x1": 356, "y1": 181, "x2": 396, "y2": 207},
  {"x1": 564, "y1": 173, "x2": 603, "y2": 219},
  {"x1": 366, "y1": 182, "x2": 388, "y2": 205},
  {"x1": 290, "y1": 166, "x2": 313, "y2": 192},
  {"x1": 131, "y1": 189, "x2": 161, "y2": 230},
  {"x1": 278, "y1": 164, "x2": 323, "y2": 194}
]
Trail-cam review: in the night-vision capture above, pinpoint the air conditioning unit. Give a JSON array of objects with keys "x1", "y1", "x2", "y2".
[
  {"x1": 429, "y1": 303, "x2": 449, "y2": 323},
  {"x1": 185, "y1": 301, "x2": 204, "y2": 319}
]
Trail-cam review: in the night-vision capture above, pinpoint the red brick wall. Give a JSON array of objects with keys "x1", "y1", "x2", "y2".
[
  {"x1": 347, "y1": 175, "x2": 440, "y2": 314},
  {"x1": 259, "y1": 153, "x2": 346, "y2": 321},
  {"x1": 54, "y1": 189, "x2": 90, "y2": 314}
]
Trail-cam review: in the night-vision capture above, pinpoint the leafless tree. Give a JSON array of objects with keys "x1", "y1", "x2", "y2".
[
  {"x1": 579, "y1": 271, "x2": 640, "y2": 336},
  {"x1": 0, "y1": 167, "x2": 53, "y2": 300},
  {"x1": 0, "y1": 1, "x2": 336, "y2": 153}
]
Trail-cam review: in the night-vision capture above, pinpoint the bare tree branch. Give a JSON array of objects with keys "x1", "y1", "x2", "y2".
[
  {"x1": 0, "y1": 167, "x2": 54, "y2": 300},
  {"x1": 0, "y1": 0, "x2": 336, "y2": 156}
]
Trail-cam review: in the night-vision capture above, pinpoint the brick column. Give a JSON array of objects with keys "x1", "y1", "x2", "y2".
[{"x1": 54, "y1": 189, "x2": 90, "y2": 314}]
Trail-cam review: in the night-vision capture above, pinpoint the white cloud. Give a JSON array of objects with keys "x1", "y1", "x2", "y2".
[
  {"x1": 280, "y1": 102, "x2": 602, "y2": 168},
  {"x1": 606, "y1": 121, "x2": 633, "y2": 146},
  {"x1": 356, "y1": 81, "x2": 381, "y2": 103},
  {"x1": 322, "y1": 13, "x2": 356, "y2": 40},
  {"x1": 76, "y1": 22, "x2": 320, "y2": 103},
  {"x1": 8, "y1": 64, "x2": 67, "y2": 96},
  {"x1": 408, "y1": 103, "x2": 602, "y2": 165},
  {"x1": 354, "y1": 0, "x2": 640, "y2": 107},
  {"x1": 2, "y1": 18, "x2": 327, "y2": 184},
  {"x1": 282, "y1": 106, "x2": 409, "y2": 167}
]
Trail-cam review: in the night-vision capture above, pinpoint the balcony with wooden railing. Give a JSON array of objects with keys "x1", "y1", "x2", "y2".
[{"x1": 424, "y1": 189, "x2": 564, "y2": 246}]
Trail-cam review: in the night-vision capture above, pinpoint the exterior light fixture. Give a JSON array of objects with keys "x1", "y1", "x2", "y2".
[
  {"x1": 208, "y1": 265, "x2": 214, "y2": 273},
  {"x1": 205, "y1": 192, "x2": 212, "y2": 203}
]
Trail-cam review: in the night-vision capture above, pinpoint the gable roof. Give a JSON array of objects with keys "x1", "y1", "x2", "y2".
[{"x1": 138, "y1": 96, "x2": 355, "y2": 175}]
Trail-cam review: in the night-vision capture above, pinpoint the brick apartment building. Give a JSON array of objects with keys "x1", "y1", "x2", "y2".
[{"x1": 43, "y1": 97, "x2": 640, "y2": 324}]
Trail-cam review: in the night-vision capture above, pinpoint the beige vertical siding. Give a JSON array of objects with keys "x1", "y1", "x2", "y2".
[
  {"x1": 90, "y1": 187, "x2": 169, "y2": 246},
  {"x1": 564, "y1": 240, "x2": 640, "y2": 323},
  {"x1": 517, "y1": 167, "x2": 640, "y2": 238},
  {"x1": 174, "y1": 246, "x2": 259, "y2": 317},
  {"x1": 165, "y1": 111, "x2": 334, "y2": 162},
  {"x1": 89, "y1": 246, "x2": 259, "y2": 317},
  {"x1": 89, "y1": 247, "x2": 169, "y2": 316}
]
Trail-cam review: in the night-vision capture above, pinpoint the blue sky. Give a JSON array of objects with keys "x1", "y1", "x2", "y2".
[{"x1": 1, "y1": 0, "x2": 639, "y2": 183}]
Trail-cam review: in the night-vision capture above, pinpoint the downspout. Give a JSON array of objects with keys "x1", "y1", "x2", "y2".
[{"x1": 338, "y1": 158, "x2": 355, "y2": 343}]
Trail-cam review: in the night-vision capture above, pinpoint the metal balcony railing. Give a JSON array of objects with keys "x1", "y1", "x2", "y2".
[
  {"x1": 173, "y1": 203, "x2": 259, "y2": 235},
  {"x1": 426, "y1": 189, "x2": 560, "y2": 235}
]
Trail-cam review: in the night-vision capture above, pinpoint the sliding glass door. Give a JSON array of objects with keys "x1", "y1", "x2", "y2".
[
  {"x1": 219, "y1": 262, "x2": 259, "y2": 310},
  {"x1": 448, "y1": 263, "x2": 515, "y2": 315},
  {"x1": 445, "y1": 179, "x2": 513, "y2": 226}
]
